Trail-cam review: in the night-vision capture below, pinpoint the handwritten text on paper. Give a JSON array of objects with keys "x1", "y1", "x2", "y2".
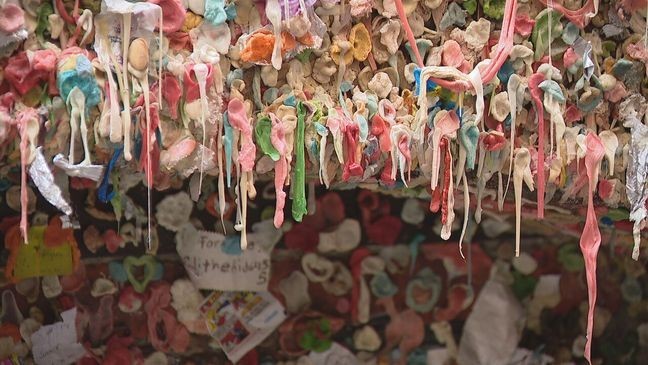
[{"x1": 177, "y1": 230, "x2": 271, "y2": 291}]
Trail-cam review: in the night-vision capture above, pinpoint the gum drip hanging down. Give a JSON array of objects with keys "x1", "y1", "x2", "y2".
[
  {"x1": 270, "y1": 113, "x2": 288, "y2": 228},
  {"x1": 217, "y1": 106, "x2": 226, "y2": 231},
  {"x1": 440, "y1": 137, "x2": 455, "y2": 240},
  {"x1": 121, "y1": 13, "x2": 132, "y2": 161},
  {"x1": 580, "y1": 133, "x2": 604, "y2": 364},
  {"x1": 529, "y1": 73, "x2": 546, "y2": 219},
  {"x1": 151, "y1": 9, "x2": 163, "y2": 248},
  {"x1": 456, "y1": 96, "x2": 469, "y2": 259},
  {"x1": 17, "y1": 110, "x2": 37, "y2": 243},
  {"x1": 292, "y1": 102, "x2": 308, "y2": 222},
  {"x1": 141, "y1": 58, "x2": 153, "y2": 252},
  {"x1": 193, "y1": 64, "x2": 209, "y2": 196},
  {"x1": 513, "y1": 148, "x2": 534, "y2": 257},
  {"x1": 228, "y1": 99, "x2": 256, "y2": 249}
]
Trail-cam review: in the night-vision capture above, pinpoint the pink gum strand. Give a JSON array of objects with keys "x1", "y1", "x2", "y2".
[
  {"x1": 228, "y1": 99, "x2": 256, "y2": 172},
  {"x1": 395, "y1": 0, "x2": 517, "y2": 92},
  {"x1": 580, "y1": 133, "x2": 605, "y2": 365},
  {"x1": 17, "y1": 109, "x2": 38, "y2": 243},
  {"x1": 538, "y1": 0, "x2": 596, "y2": 28},
  {"x1": 270, "y1": 113, "x2": 288, "y2": 228},
  {"x1": 19, "y1": 121, "x2": 29, "y2": 243}
]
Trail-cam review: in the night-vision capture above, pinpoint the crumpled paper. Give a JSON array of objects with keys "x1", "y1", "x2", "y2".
[
  {"x1": 625, "y1": 118, "x2": 648, "y2": 260},
  {"x1": 29, "y1": 148, "x2": 73, "y2": 216},
  {"x1": 53, "y1": 154, "x2": 105, "y2": 181},
  {"x1": 572, "y1": 37, "x2": 595, "y2": 80},
  {"x1": 458, "y1": 279, "x2": 525, "y2": 365}
]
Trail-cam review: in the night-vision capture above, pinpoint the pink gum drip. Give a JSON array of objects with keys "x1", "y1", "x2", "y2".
[
  {"x1": 270, "y1": 114, "x2": 288, "y2": 228},
  {"x1": 538, "y1": 0, "x2": 595, "y2": 28},
  {"x1": 228, "y1": 99, "x2": 256, "y2": 172},
  {"x1": 580, "y1": 133, "x2": 605, "y2": 365}
]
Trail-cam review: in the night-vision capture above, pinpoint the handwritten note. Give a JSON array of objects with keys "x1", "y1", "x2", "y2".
[
  {"x1": 12, "y1": 227, "x2": 74, "y2": 280},
  {"x1": 176, "y1": 230, "x2": 271, "y2": 291},
  {"x1": 200, "y1": 291, "x2": 285, "y2": 363},
  {"x1": 31, "y1": 308, "x2": 86, "y2": 365}
]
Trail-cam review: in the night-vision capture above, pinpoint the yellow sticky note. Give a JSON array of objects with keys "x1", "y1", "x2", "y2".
[{"x1": 13, "y1": 227, "x2": 74, "y2": 280}]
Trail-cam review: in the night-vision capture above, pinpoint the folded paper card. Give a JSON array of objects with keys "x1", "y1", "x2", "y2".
[{"x1": 199, "y1": 290, "x2": 286, "y2": 363}]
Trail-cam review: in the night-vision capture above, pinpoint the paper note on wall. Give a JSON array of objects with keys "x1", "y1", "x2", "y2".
[
  {"x1": 31, "y1": 308, "x2": 86, "y2": 365},
  {"x1": 176, "y1": 229, "x2": 271, "y2": 291},
  {"x1": 200, "y1": 291, "x2": 286, "y2": 363},
  {"x1": 11, "y1": 226, "x2": 74, "y2": 280}
]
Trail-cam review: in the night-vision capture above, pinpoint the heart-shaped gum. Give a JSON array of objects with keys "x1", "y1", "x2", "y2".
[{"x1": 123, "y1": 255, "x2": 163, "y2": 293}]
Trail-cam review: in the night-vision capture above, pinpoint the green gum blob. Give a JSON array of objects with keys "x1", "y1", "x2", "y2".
[
  {"x1": 296, "y1": 50, "x2": 312, "y2": 63},
  {"x1": 557, "y1": 244, "x2": 585, "y2": 272},
  {"x1": 463, "y1": 0, "x2": 477, "y2": 15},
  {"x1": 483, "y1": 0, "x2": 507, "y2": 20},
  {"x1": 80, "y1": 0, "x2": 101, "y2": 14},
  {"x1": 35, "y1": 3, "x2": 54, "y2": 39},
  {"x1": 606, "y1": 208, "x2": 629, "y2": 221},
  {"x1": 511, "y1": 271, "x2": 538, "y2": 300},
  {"x1": 532, "y1": 9, "x2": 564, "y2": 60},
  {"x1": 438, "y1": 88, "x2": 456, "y2": 103},
  {"x1": 254, "y1": 116, "x2": 280, "y2": 161},
  {"x1": 600, "y1": 41, "x2": 617, "y2": 58}
]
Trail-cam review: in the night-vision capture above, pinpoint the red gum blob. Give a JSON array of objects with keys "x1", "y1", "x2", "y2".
[
  {"x1": 620, "y1": 0, "x2": 648, "y2": 12},
  {"x1": 153, "y1": 73, "x2": 182, "y2": 119},
  {"x1": 598, "y1": 179, "x2": 613, "y2": 200},
  {"x1": 563, "y1": 47, "x2": 579, "y2": 69},
  {"x1": 442, "y1": 40, "x2": 464, "y2": 68},
  {"x1": 4, "y1": 52, "x2": 49, "y2": 96},
  {"x1": 514, "y1": 14, "x2": 535, "y2": 37},
  {"x1": 371, "y1": 114, "x2": 391, "y2": 153},
  {"x1": 380, "y1": 155, "x2": 396, "y2": 185},
  {"x1": 118, "y1": 286, "x2": 145, "y2": 313},
  {"x1": 103, "y1": 229, "x2": 124, "y2": 254},
  {"x1": 321, "y1": 193, "x2": 346, "y2": 225},
  {"x1": 183, "y1": 63, "x2": 214, "y2": 102},
  {"x1": 342, "y1": 124, "x2": 364, "y2": 181},
  {"x1": 565, "y1": 104, "x2": 582, "y2": 124},
  {"x1": 366, "y1": 215, "x2": 402, "y2": 246},
  {"x1": 148, "y1": 0, "x2": 186, "y2": 33},
  {"x1": 284, "y1": 223, "x2": 319, "y2": 251}
]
